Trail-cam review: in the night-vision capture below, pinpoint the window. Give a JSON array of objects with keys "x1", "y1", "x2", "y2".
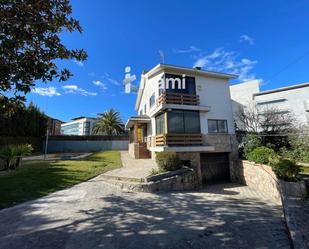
[
  {"x1": 149, "y1": 94, "x2": 155, "y2": 108},
  {"x1": 167, "y1": 110, "x2": 200, "y2": 134},
  {"x1": 257, "y1": 99, "x2": 286, "y2": 105},
  {"x1": 208, "y1": 119, "x2": 228, "y2": 133},
  {"x1": 164, "y1": 74, "x2": 196, "y2": 95},
  {"x1": 144, "y1": 104, "x2": 146, "y2": 113},
  {"x1": 155, "y1": 113, "x2": 165, "y2": 135}
]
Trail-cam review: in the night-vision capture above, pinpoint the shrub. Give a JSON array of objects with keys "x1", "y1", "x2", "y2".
[
  {"x1": 271, "y1": 159, "x2": 300, "y2": 181},
  {"x1": 0, "y1": 144, "x2": 33, "y2": 170},
  {"x1": 247, "y1": 146, "x2": 276, "y2": 165},
  {"x1": 155, "y1": 152, "x2": 182, "y2": 172},
  {"x1": 243, "y1": 134, "x2": 262, "y2": 159},
  {"x1": 286, "y1": 133, "x2": 309, "y2": 163}
]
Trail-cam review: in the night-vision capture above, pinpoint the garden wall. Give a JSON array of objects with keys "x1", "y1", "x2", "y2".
[
  {"x1": 237, "y1": 160, "x2": 282, "y2": 204},
  {"x1": 236, "y1": 160, "x2": 307, "y2": 205},
  {"x1": 45, "y1": 135, "x2": 129, "y2": 153}
]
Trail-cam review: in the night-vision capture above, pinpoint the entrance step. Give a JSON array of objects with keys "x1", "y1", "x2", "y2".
[
  {"x1": 99, "y1": 177, "x2": 146, "y2": 192},
  {"x1": 99, "y1": 174, "x2": 145, "y2": 183}
]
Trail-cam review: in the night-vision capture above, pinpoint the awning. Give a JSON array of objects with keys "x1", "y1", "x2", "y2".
[{"x1": 125, "y1": 115, "x2": 151, "y2": 129}]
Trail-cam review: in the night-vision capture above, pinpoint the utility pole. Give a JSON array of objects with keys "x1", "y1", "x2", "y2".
[
  {"x1": 44, "y1": 96, "x2": 49, "y2": 160},
  {"x1": 44, "y1": 127, "x2": 49, "y2": 160}
]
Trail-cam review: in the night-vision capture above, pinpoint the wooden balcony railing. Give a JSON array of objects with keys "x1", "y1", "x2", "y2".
[
  {"x1": 155, "y1": 133, "x2": 203, "y2": 146},
  {"x1": 157, "y1": 93, "x2": 200, "y2": 106}
]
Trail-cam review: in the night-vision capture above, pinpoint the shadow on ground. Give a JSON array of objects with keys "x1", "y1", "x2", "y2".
[{"x1": 0, "y1": 183, "x2": 291, "y2": 249}]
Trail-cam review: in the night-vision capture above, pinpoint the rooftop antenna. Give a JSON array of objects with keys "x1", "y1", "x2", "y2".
[{"x1": 159, "y1": 50, "x2": 165, "y2": 64}]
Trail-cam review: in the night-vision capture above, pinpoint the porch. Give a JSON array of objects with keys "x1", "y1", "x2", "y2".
[{"x1": 126, "y1": 115, "x2": 151, "y2": 159}]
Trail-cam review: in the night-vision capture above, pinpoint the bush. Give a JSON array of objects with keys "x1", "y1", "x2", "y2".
[
  {"x1": 0, "y1": 144, "x2": 33, "y2": 170},
  {"x1": 272, "y1": 159, "x2": 300, "y2": 181},
  {"x1": 286, "y1": 133, "x2": 309, "y2": 163},
  {"x1": 243, "y1": 134, "x2": 262, "y2": 159},
  {"x1": 247, "y1": 146, "x2": 276, "y2": 165},
  {"x1": 155, "y1": 152, "x2": 183, "y2": 172}
]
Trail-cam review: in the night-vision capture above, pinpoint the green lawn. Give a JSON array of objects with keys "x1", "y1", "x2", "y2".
[
  {"x1": 300, "y1": 166, "x2": 309, "y2": 174},
  {"x1": 0, "y1": 151, "x2": 122, "y2": 209}
]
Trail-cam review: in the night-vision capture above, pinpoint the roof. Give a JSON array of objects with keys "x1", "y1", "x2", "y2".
[
  {"x1": 71, "y1": 116, "x2": 95, "y2": 121},
  {"x1": 135, "y1": 64, "x2": 238, "y2": 111},
  {"x1": 125, "y1": 115, "x2": 151, "y2": 129},
  {"x1": 253, "y1": 82, "x2": 309, "y2": 97}
]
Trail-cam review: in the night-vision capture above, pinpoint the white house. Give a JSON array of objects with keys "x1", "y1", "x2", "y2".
[
  {"x1": 230, "y1": 80, "x2": 309, "y2": 127},
  {"x1": 126, "y1": 64, "x2": 239, "y2": 184}
]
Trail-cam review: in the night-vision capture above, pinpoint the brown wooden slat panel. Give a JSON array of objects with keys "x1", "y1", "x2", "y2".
[
  {"x1": 155, "y1": 133, "x2": 203, "y2": 146},
  {"x1": 157, "y1": 93, "x2": 200, "y2": 106}
]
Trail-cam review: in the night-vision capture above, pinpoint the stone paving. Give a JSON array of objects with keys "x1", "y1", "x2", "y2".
[
  {"x1": 284, "y1": 197, "x2": 309, "y2": 249},
  {"x1": 103, "y1": 151, "x2": 158, "y2": 180},
  {"x1": 0, "y1": 178, "x2": 291, "y2": 249}
]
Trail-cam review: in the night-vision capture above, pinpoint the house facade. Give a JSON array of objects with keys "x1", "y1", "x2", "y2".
[
  {"x1": 126, "y1": 64, "x2": 239, "y2": 184},
  {"x1": 47, "y1": 117, "x2": 63, "y2": 136},
  {"x1": 61, "y1": 117, "x2": 96, "y2": 136},
  {"x1": 230, "y1": 80, "x2": 309, "y2": 128}
]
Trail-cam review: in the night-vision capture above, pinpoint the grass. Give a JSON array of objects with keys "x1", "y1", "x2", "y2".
[
  {"x1": 0, "y1": 151, "x2": 122, "y2": 209},
  {"x1": 300, "y1": 166, "x2": 309, "y2": 174}
]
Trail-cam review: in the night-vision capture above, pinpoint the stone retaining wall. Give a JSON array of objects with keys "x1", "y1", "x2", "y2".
[
  {"x1": 237, "y1": 160, "x2": 282, "y2": 204},
  {"x1": 236, "y1": 160, "x2": 307, "y2": 204},
  {"x1": 110, "y1": 168, "x2": 198, "y2": 193}
]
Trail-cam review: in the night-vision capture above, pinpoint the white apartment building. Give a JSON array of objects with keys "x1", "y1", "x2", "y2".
[
  {"x1": 230, "y1": 80, "x2": 309, "y2": 127},
  {"x1": 126, "y1": 64, "x2": 239, "y2": 184},
  {"x1": 61, "y1": 117, "x2": 96, "y2": 136}
]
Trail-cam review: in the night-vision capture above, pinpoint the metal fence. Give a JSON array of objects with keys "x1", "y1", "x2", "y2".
[{"x1": 44, "y1": 135, "x2": 129, "y2": 153}]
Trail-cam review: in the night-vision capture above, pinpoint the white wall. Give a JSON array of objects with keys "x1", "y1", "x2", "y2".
[
  {"x1": 254, "y1": 86, "x2": 309, "y2": 125},
  {"x1": 197, "y1": 76, "x2": 235, "y2": 134},
  {"x1": 137, "y1": 72, "x2": 163, "y2": 137},
  {"x1": 137, "y1": 72, "x2": 163, "y2": 116}
]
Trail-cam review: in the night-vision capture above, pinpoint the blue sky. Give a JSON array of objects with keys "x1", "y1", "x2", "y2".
[{"x1": 28, "y1": 0, "x2": 309, "y2": 122}]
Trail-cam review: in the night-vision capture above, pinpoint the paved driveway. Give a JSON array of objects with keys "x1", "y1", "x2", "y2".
[{"x1": 0, "y1": 178, "x2": 291, "y2": 249}]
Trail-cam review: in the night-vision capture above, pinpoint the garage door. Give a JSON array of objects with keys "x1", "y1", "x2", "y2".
[{"x1": 200, "y1": 153, "x2": 230, "y2": 183}]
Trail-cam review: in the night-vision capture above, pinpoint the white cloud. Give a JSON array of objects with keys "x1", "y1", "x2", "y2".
[
  {"x1": 173, "y1": 46, "x2": 201, "y2": 53},
  {"x1": 32, "y1": 87, "x2": 61, "y2": 97},
  {"x1": 73, "y1": 59, "x2": 84, "y2": 67},
  {"x1": 240, "y1": 34, "x2": 254, "y2": 45},
  {"x1": 100, "y1": 74, "x2": 120, "y2": 86},
  {"x1": 62, "y1": 85, "x2": 97, "y2": 96},
  {"x1": 92, "y1": 80, "x2": 108, "y2": 91},
  {"x1": 107, "y1": 77, "x2": 120, "y2": 85},
  {"x1": 193, "y1": 48, "x2": 259, "y2": 81}
]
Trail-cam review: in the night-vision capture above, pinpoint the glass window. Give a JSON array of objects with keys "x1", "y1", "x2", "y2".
[
  {"x1": 184, "y1": 111, "x2": 200, "y2": 133},
  {"x1": 144, "y1": 104, "x2": 146, "y2": 113},
  {"x1": 208, "y1": 119, "x2": 228, "y2": 133},
  {"x1": 155, "y1": 113, "x2": 165, "y2": 135},
  {"x1": 164, "y1": 74, "x2": 196, "y2": 94},
  {"x1": 168, "y1": 111, "x2": 185, "y2": 133},
  {"x1": 218, "y1": 120, "x2": 228, "y2": 133},
  {"x1": 167, "y1": 110, "x2": 200, "y2": 134},
  {"x1": 149, "y1": 94, "x2": 155, "y2": 108}
]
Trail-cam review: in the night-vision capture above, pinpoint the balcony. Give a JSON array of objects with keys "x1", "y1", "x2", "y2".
[
  {"x1": 155, "y1": 133, "x2": 203, "y2": 146},
  {"x1": 157, "y1": 93, "x2": 200, "y2": 106}
]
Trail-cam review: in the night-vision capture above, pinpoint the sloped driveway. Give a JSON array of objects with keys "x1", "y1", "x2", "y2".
[{"x1": 0, "y1": 177, "x2": 291, "y2": 249}]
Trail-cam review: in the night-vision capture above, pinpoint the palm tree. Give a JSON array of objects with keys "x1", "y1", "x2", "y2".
[{"x1": 92, "y1": 109, "x2": 124, "y2": 135}]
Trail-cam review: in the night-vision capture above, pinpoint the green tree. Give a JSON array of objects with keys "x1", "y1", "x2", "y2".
[
  {"x1": 92, "y1": 109, "x2": 124, "y2": 135},
  {"x1": 0, "y1": 0, "x2": 87, "y2": 113},
  {"x1": 0, "y1": 101, "x2": 47, "y2": 136}
]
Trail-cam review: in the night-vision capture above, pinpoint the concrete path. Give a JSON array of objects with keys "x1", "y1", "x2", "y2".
[
  {"x1": 102, "y1": 151, "x2": 158, "y2": 180},
  {"x1": 0, "y1": 178, "x2": 291, "y2": 249}
]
